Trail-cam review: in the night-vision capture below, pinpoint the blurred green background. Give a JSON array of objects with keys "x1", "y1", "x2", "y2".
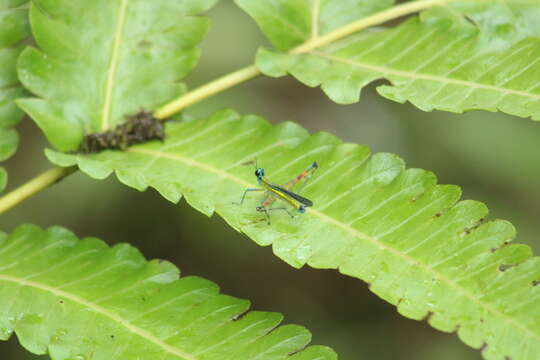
[{"x1": 1, "y1": 1, "x2": 539, "y2": 359}]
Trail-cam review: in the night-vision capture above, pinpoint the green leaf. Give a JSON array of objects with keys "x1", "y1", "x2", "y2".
[
  {"x1": 238, "y1": 0, "x2": 540, "y2": 120},
  {"x1": 46, "y1": 109, "x2": 540, "y2": 360},
  {"x1": 0, "y1": 1, "x2": 29, "y2": 192},
  {"x1": 16, "y1": 0, "x2": 217, "y2": 152},
  {"x1": 0, "y1": 224, "x2": 337, "y2": 360},
  {"x1": 0, "y1": 0, "x2": 29, "y2": 163},
  {"x1": 234, "y1": 0, "x2": 395, "y2": 51}
]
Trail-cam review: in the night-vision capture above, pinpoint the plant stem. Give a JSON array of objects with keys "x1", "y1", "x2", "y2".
[
  {"x1": 0, "y1": 166, "x2": 77, "y2": 215},
  {"x1": 291, "y1": 0, "x2": 463, "y2": 53},
  {"x1": 156, "y1": 0, "x2": 467, "y2": 118},
  {"x1": 154, "y1": 65, "x2": 261, "y2": 120}
]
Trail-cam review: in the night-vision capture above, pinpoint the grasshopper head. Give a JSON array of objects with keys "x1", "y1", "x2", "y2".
[{"x1": 255, "y1": 168, "x2": 265, "y2": 181}]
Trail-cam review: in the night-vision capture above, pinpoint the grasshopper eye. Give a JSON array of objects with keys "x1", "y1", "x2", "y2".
[
  {"x1": 298, "y1": 205, "x2": 306, "y2": 213},
  {"x1": 255, "y1": 168, "x2": 265, "y2": 178}
]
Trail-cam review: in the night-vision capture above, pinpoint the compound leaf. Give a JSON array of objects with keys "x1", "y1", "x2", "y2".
[
  {"x1": 46, "y1": 109, "x2": 540, "y2": 360},
  {"x1": 237, "y1": 0, "x2": 540, "y2": 120},
  {"x1": 0, "y1": 0, "x2": 30, "y2": 190},
  {"x1": 16, "y1": 0, "x2": 217, "y2": 152},
  {"x1": 234, "y1": 0, "x2": 395, "y2": 51},
  {"x1": 0, "y1": 224, "x2": 337, "y2": 360}
]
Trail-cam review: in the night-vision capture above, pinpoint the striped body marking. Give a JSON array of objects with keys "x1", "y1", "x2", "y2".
[{"x1": 234, "y1": 161, "x2": 318, "y2": 224}]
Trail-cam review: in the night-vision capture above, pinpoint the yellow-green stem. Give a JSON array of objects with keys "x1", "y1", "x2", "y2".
[
  {"x1": 156, "y1": 0, "x2": 469, "y2": 118},
  {"x1": 291, "y1": 0, "x2": 465, "y2": 53},
  {"x1": 155, "y1": 65, "x2": 261, "y2": 119},
  {"x1": 0, "y1": 166, "x2": 77, "y2": 215}
]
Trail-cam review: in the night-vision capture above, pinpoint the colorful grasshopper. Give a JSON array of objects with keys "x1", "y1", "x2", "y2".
[{"x1": 235, "y1": 161, "x2": 318, "y2": 224}]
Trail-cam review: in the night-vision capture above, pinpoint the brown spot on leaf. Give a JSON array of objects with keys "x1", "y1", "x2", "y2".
[
  {"x1": 138, "y1": 40, "x2": 153, "y2": 48},
  {"x1": 499, "y1": 264, "x2": 513, "y2": 272},
  {"x1": 464, "y1": 219, "x2": 487, "y2": 235},
  {"x1": 480, "y1": 342, "x2": 488, "y2": 353},
  {"x1": 423, "y1": 311, "x2": 434, "y2": 322},
  {"x1": 232, "y1": 310, "x2": 249, "y2": 321}
]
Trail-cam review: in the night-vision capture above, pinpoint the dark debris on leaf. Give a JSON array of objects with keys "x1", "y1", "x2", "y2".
[
  {"x1": 80, "y1": 110, "x2": 165, "y2": 154},
  {"x1": 231, "y1": 309, "x2": 249, "y2": 321},
  {"x1": 498, "y1": 264, "x2": 514, "y2": 272},
  {"x1": 464, "y1": 218, "x2": 486, "y2": 235},
  {"x1": 480, "y1": 342, "x2": 488, "y2": 354}
]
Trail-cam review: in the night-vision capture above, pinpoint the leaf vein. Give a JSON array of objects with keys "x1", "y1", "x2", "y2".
[
  {"x1": 0, "y1": 275, "x2": 197, "y2": 360},
  {"x1": 347, "y1": 182, "x2": 423, "y2": 226},
  {"x1": 311, "y1": 0, "x2": 321, "y2": 39},
  {"x1": 313, "y1": 51, "x2": 540, "y2": 100},
  {"x1": 101, "y1": 0, "x2": 129, "y2": 132},
  {"x1": 386, "y1": 28, "x2": 438, "y2": 66}
]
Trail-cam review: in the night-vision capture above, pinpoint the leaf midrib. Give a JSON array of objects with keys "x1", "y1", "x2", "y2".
[
  {"x1": 0, "y1": 3, "x2": 29, "y2": 13},
  {"x1": 101, "y1": 0, "x2": 128, "y2": 132},
  {"x1": 0, "y1": 273, "x2": 197, "y2": 360},
  {"x1": 312, "y1": 51, "x2": 540, "y2": 100},
  {"x1": 129, "y1": 147, "x2": 540, "y2": 344},
  {"x1": 0, "y1": 82, "x2": 24, "y2": 92},
  {"x1": 311, "y1": 0, "x2": 321, "y2": 39}
]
